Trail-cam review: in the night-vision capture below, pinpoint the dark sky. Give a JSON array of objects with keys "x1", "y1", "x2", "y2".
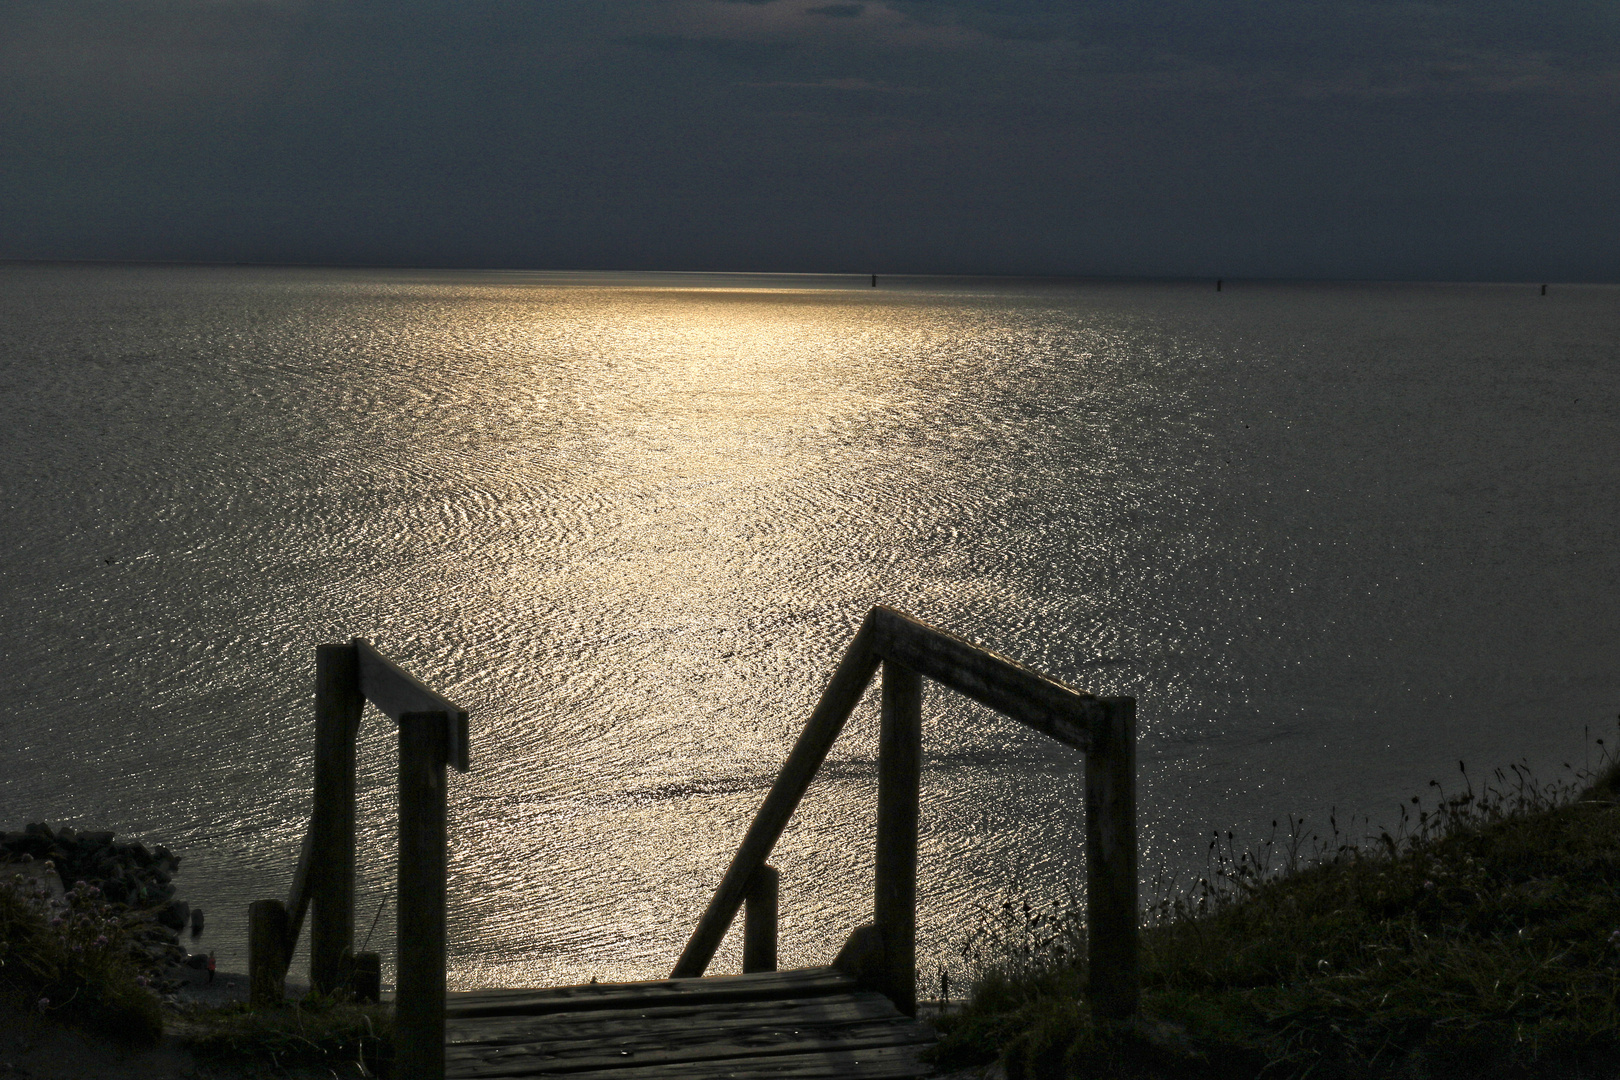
[{"x1": 3, "y1": 1, "x2": 1617, "y2": 278}]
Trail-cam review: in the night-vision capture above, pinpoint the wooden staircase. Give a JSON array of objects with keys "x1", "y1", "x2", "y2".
[
  {"x1": 444, "y1": 967, "x2": 938, "y2": 1079},
  {"x1": 256, "y1": 609, "x2": 1137, "y2": 1077}
]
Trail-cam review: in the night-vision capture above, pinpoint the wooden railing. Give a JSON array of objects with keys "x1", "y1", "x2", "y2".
[
  {"x1": 248, "y1": 639, "x2": 470, "y2": 1080},
  {"x1": 671, "y1": 606, "x2": 1138, "y2": 1019}
]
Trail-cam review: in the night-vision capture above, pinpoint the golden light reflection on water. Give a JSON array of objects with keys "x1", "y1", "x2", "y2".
[
  {"x1": 2, "y1": 268, "x2": 1615, "y2": 994},
  {"x1": 373, "y1": 282, "x2": 1149, "y2": 989}
]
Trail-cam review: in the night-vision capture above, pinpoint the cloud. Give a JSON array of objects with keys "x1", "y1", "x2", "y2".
[{"x1": 1, "y1": 0, "x2": 1616, "y2": 276}]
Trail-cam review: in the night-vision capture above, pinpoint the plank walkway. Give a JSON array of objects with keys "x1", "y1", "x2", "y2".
[{"x1": 445, "y1": 967, "x2": 939, "y2": 1079}]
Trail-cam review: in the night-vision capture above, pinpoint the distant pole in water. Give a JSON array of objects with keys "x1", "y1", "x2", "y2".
[
  {"x1": 871, "y1": 273, "x2": 878, "y2": 287},
  {"x1": 1541, "y1": 283, "x2": 1548, "y2": 295},
  {"x1": 1216, "y1": 279, "x2": 1223, "y2": 292}
]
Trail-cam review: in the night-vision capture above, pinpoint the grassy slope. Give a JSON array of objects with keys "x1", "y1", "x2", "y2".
[
  {"x1": 936, "y1": 763, "x2": 1620, "y2": 1080},
  {"x1": 1, "y1": 871, "x2": 390, "y2": 1075},
  {"x1": 174, "y1": 997, "x2": 394, "y2": 1076},
  {"x1": 0, "y1": 875, "x2": 163, "y2": 1044}
]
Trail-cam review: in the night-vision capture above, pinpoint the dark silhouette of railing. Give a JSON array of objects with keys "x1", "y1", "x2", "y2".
[
  {"x1": 671, "y1": 606, "x2": 1138, "y2": 1020},
  {"x1": 247, "y1": 640, "x2": 469, "y2": 1080}
]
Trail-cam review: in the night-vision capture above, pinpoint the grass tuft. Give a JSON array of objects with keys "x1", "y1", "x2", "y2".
[
  {"x1": 936, "y1": 737, "x2": 1620, "y2": 1079},
  {"x1": 175, "y1": 992, "x2": 394, "y2": 1077},
  {"x1": 0, "y1": 868, "x2": 163, "y2": 1044}
]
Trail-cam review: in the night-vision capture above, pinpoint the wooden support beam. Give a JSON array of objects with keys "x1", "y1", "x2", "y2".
[
  {"x1": 874, "y1": 660, "x2": 922, "y2": 1016},
  {"x1": 310, "y1": 643, "x2": 362, "y2": 996},
  {"x1": 283, "y1": 827, "x2": 315, "y2": 973},
  {"x1": 1085, "y1": 696, "x2": 1138, "y2": 1020},
  {"x1": 397, "y1": 710, "x2": 450, "y2": 1080},
  {"x1": 671, "y1": 615, "x2": 881, "y2": 978},
  {"x1": 742, "y1": 864, "x2": 779, "y2": 974}
]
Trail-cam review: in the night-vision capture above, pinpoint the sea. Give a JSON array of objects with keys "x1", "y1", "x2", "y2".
[{"x1": 1, "y1": 264, "x2": 1616, "y2": 992}]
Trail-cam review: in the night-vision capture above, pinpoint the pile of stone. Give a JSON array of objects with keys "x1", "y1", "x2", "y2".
[{"x1": 1, "y1": 821, "x2": 196, "y2": 969}]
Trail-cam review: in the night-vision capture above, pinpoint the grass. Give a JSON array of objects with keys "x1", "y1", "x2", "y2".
[
  {"x1": 935, "y1": 743, "x2": 1620, "y2": 1079},
  {"x1": 0, "y1": 863, "x2": 391, "y2": 1075},
  {"x1": 0, "y1": 868, "x2": 164, "y2": 1044},
  {"x1": 15, "y1": 738, "x2": 1620, "y2": 1079},
  {"x1": 174, "y1": 993, "x2": 394, "y2": 1078}
]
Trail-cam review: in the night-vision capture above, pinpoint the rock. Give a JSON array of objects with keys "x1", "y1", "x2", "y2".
[
  {"x1": 4, "y1": 822, "x2": 195, "y2": 955},
  {"x1": 831, "y1": 923, "x2": 887, "y2": 989},
  {"x1": 190, "y1": 908, "x2": 204, "y2": 933},
  {"x1": 10, "y1": 835, "x2": 49, "y2": 858},
  {"x1": 157, "y1": 900, "x2": 190, "y2": 931}
]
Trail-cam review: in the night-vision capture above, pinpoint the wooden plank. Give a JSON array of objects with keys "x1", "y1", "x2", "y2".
[
  {"x1": 873, "y1": 661, "x2": 921, "y2": 1016},
  {"x1": 1085, "y1": 696, "x2": 1138, "y2": 1020},
  {"x1": 743, "y1": 864, "x2": 778, "y2": 974},
  {"x1": 669, "y1": 616, "x2": 881, "y2": 978},
  {"x1": 445, "y1": 1018, "x2": 932, "y2": 1076},
  {"x1": 445, "y1": 1040, "x2": 932, "y2": 1079},
  {"x1": 450, "y1": 969, "x2": 858, "y2": 1020},
  {"x1": 399, "y1": 711, "x2": 450, "y2": 1080},
  {"x1": 355, "y1": 638, "x2": 470, "y2": 771},
  {"x1": 283, "y1": 826, "x2": 315, "y2": 971},
  {"x1": 448, "y1": 992, "x2": 906, "y2": 1046},
  {"x1": 867, "y1": 606, "x2": 1099, "y2": 751},
  {"x1": 310, "y1": 642, "x2": 362, "y2": 995}
]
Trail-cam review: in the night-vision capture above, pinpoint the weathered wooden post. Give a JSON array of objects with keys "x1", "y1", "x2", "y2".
[
  {"x1": 1084, "y1": 696, "x2": 1138, "y2": 1020},
  {"x1": 311, "y1": 643, "x2": 363, "y2": 995},
  {"x1": 351, "y1": 951, "x2": 382, "y2": 1004},
  {"x1": 248, "y1": 899, "x2": 289, "y2": 1006},
  {"x1": 874, "y1": 659, "x2": 922, "y2": 1016},
  {"x1": 742, "y1": 864, "x2": 779, "y2": 974},
  {"x1": 397, "y1": 710, "x2": 450, "y2": 1080}
]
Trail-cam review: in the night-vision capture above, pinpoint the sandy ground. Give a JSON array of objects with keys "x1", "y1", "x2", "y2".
[{"x1": 164, "y1": 967, "x2": 309, "y2": 1008}]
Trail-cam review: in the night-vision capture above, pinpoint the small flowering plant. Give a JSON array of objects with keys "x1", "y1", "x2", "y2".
[{"x1": 0, "y1": 864, "x2": 161, "y2": 1042}]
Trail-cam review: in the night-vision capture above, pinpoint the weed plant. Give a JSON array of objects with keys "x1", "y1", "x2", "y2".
[
  {"x1": 176, "y1": 992, "x2": 394, "y2": 1078},
  {"x1": 936, "y1": 732, "x2": 1620, "y2": 1079},
  {"x1": 0, "y1": 863, "x2": 163, "y2": 1043}
]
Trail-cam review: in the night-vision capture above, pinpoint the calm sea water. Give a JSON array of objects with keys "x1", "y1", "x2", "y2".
[{"x1": 2, "y1": 265, "x2": 1617, "y2": 991}]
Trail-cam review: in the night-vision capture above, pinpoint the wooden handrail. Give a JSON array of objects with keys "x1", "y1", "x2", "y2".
[
  {"x1": 248, "y1": 639, "x2": 470, "y2": 1080},
  {"x1": 671, "y1": 606, "x2": 1138, "y2": 1020},
  {"x1": 867, "y1": 607, "x2": 1102, "y2": 750},
  {"x1": 356, "y1": 639, "x2": 470, "y2": 772}
]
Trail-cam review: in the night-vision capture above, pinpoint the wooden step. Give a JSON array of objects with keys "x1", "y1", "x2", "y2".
[{"x1": 445, "y1": 968, "x2": 938, "y2": 1079}]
